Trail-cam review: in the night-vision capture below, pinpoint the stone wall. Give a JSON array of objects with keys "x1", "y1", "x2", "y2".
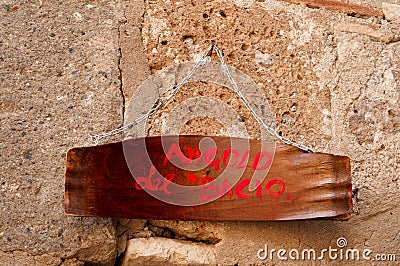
[{"x1": 1, "y1": 0, "x2": 399, "y2": 265}]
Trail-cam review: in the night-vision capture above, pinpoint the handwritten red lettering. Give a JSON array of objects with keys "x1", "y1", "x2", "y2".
[
  {"x1": 200, "y1": 177, "x2": 220, "y2": 201},
  {"x1": 219, "y1": 179, "x2": 233, "y2": 200},
  {"x1": 162, "y1": 142, "x2": 273, "y2": 173},
  {"x1": 208, "y1": 158, "x2": 220, "y2": 171},
  {"x1": 203, "y1": 147, "x2": 217, "y2": 163},
  {"x1": 222, "y1": 149, "x2": 240, "y2": 166},
  {"x1": 256, "y1": 180, "x2": 262, "y2": 199},
  {"x1": 135, "y1": 166, "x2": 156, "y2": 190},
  {"x1": 235, "y1": 178, "x2": 251, "y2": 199},
  {"x1": 134, "y1": 167, "x2": 294, "y2": 202},
  {"x1": 252, "y1": 152, "x2": 272, "y2": 170},
  {"x1": 163, "y1": 142, "x2": 192, "y2": 166},
  {"x1": 203, "y1": 148, "x2": 219, "y2": 171},
  {"x1": 137, "y1": 142, "x2": 296, "y2": 203},
  {"x1": 237, "y1": 149, "x2": 250, "y2": 168},
  {"x1": 186, "y1": 173, "x2": 198, "y2": 183},
  {"x1": 265, "y1": 179, "x2": 285, "y2": 197},
  {"x1": 158, "y1": 173, "x2": 175, "y2": 194},
  {"x1": 135, "y1": 166, "x2": 175, "y2": 194},
  {"x1": 186, "y1": 145, "x2": 201, "y2": 160}
]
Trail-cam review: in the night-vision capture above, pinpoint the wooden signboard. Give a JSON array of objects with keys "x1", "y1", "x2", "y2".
[{"x1": 64, "y1": 135, "x2": 352, "y2": 221}]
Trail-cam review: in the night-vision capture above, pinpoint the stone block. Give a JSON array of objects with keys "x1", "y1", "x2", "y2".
[
  {"x1": 148, "y1": 220, "x2": 223, "y2": 244},
  {"x1": 0, "y1": 0, "x2": 123, "y2": 264},
  {"x1": 383, "y1": 2, "x2": 400, "y2": 22},
  {"x1": 121, "y1": 237, "x2": 217, "y2": 266}
]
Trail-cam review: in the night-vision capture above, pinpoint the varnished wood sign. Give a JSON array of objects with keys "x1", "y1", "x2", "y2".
[{"x1": 64, "y1": 135, "x2": 352, "y2": 221}]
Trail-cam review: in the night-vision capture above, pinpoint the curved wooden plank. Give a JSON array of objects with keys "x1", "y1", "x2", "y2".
[{"x1": 64, "y1": 135, "x2": 352, "y2": 221}]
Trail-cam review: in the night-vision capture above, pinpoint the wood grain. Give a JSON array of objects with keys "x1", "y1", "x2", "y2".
[
  {"x1": 65, "y1": 135, "x2": 352, "y2": 221},
  {"x1": 281, "y1": 0, "x2": 384, "y2": 17}
]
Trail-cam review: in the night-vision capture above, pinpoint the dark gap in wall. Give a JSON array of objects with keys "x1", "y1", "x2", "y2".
[{"x1": 114, "y1": 247, "x2": 127, "y2": 266}]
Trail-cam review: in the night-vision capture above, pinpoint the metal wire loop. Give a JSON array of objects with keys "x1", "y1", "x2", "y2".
[{"x1": 88, "y1": 45, "x2": 313, "y2": 152}]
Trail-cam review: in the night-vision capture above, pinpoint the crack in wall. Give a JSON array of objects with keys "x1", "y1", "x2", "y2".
[
  {"x1": 146, "y1": 221, "x2": 177, "y2": 239},
  {"x1": 118, "y1": 46, "x2": 126, "y2": 124},
  {"x1": 117, "y1": 3, "x2": 128, "y2": 125},
  {"x1": 146, "y1": 221, "x2": 222, "y2": 245},
  {"x1": 113, "y1": 3, "x2": 129, "y2": 265},
  {"x1": 115, "y1": 248, "x2": 127, "y2": 266},
  {"x1": 113, "y1": 0, "x2": 152, "y2": 263}
]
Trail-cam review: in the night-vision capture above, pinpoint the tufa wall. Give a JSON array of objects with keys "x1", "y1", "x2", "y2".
[{"x1": 1, "y1": 0, "x2": 399, "y2": 265}]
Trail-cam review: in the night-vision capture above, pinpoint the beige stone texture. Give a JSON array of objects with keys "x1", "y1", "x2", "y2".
[
  {"x1": 121, "y1": 237, "x2": 217, "y2": 266},
  {"x1": 148, "y1": 220, "x2": 223, "y2": 244},
  {"x1": 359, "y1": 0, "x2": 400, "y2": 10},
  {"x1": 383, "y1": 2, "x2": 400, "y2": 22},
  {"x1": 1, "y1": 0, "x2": 399, "y2": 265},
  {"x1": 1, "y1": 0, "x2": 122, "y2": 265},
  {"x1": 119, "y1": 0, "x2": 151, "y2": 101}
]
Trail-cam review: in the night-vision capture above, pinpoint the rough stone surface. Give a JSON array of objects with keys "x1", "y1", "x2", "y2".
[
  {"x1": 119, "y1": 0, "x2": 151, "y2": 101},
  {"x1": 0, "y1": 0, "x2": 122, "y2": 264},
  {"x1": 115, "y1": 219, "x2": 147, "y2": 257},
  {"x1": 0, "y1": 251, "x2": 61, "y2": 266},
  {"x1": 121, "y1": 238, "x2": 217, "y2": 266},
  {"x1": 383, "y1": 2, "x2": 400, "y2": 22},
  {"x1": 121, "y1": 0, "x2": 399, "y2": 265},
  {"x1": 140, "y1": 0, "x2": 332, "y2": 149},
  {"x1": 319, "y1": 0, "x2": 400, "y2": 11},
  {"x1": 148, "y1": 220, "x2": 223, "y2": 244},
  {"x1": 361, "y1": 0, "x2": 400, "y2": 10}
]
